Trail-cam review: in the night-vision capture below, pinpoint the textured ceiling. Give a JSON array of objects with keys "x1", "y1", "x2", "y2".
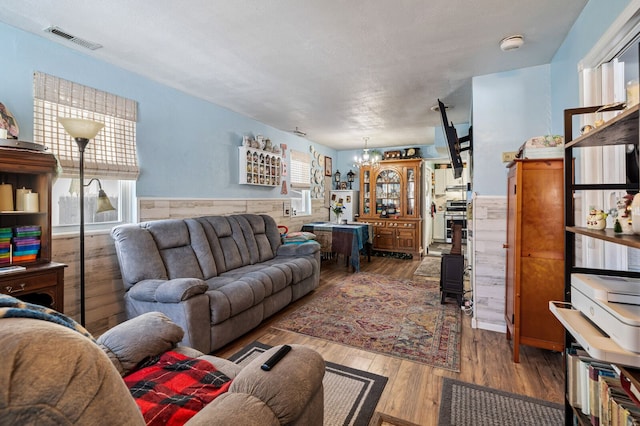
[{"x1": 0, "y1": 0, "x2": 588, "y2": 149}]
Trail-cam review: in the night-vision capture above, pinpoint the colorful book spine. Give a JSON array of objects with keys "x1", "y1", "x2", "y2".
[{"x1": 11, "y1": 225, "x2": 41, "y2": 263}]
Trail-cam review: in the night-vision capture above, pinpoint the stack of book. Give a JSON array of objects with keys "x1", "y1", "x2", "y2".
[
  {"x1": 568, "y1": 346, "x2": 640, "y2": 425},
  {"x1": 0, "y1": 227, "x2": 11, "y2": 265},
  {"x1": 12, "y1": 225, "x2": 41, "y2": 263}
]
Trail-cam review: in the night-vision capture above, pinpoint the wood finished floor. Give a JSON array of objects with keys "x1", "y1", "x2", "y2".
[{"x1": 213, "y1": 255, "x2": 564, "y2": 426}]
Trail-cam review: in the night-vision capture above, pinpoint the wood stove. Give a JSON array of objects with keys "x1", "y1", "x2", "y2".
[{"x1": 440, "y1": 224, "x2": 464, "y2": 306}]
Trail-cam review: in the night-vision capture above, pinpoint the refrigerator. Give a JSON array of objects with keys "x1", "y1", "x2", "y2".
[{"x1": 329, "y1": 190, "x2": 359, "y2": 222}]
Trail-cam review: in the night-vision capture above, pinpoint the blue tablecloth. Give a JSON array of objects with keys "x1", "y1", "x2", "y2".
[{"x1": 301, "y1": 222, "x2": 371, "y2": 272}]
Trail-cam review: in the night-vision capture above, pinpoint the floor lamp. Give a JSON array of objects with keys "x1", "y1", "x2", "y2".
[{"x1": 57, "y1": 118, "x2": 109, "y2": 327}]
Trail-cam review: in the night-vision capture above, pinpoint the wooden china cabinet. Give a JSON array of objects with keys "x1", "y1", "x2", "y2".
[
  {"x1": 0, "y1": 147, "x2": 65, "y2": 312},
  {"x1": 357, "y1": 158, "x2": 423, "y2": 256}
]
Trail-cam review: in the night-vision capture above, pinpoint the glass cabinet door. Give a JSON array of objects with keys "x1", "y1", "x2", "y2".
[
  {"x1": 362, "y1": 169, "x2": 371, "y2": 214},
  {"x1": 405, "y1": 166, "x2": 416, "y2": 216},
  {"x1": 375, "y1": 168, "x2": 401, "y2": 216}
]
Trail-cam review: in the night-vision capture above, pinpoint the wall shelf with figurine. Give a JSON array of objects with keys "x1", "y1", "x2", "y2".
[
  {"x1": 550, "y1": 102, "x2": 640, "y2": 426},
  {"x1": 238, "y1": 146, "x2": 282, "y2": 187}
]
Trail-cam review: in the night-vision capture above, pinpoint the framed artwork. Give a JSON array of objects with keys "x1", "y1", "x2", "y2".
[{"x1": 324, "y1": 156, "x2": 332, "y2": 176}]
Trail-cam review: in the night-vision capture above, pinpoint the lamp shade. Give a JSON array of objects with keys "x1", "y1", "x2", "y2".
[
  {"x1": 57, "y1": 118, "x2": 104, "y2": 139},
  {"x1": 96, "y1": 189, "x2": 116, "y2": 214}
]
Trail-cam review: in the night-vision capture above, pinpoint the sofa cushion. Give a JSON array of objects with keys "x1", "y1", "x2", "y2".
[
  {"x1": 196, "y1": 216, "x2": 247, "y2": 273},
  {"x1": 1, "y1": 318, "x2": 145, "y2": 425},
  {"x1": 196, "y1": 215, "x2": 281, "y2": 274},
  {"x1": 97, "y1": 311, "x2": 184, "y2": 376},
  {"x1": 146, "y1": 220, "x2": 205, "y2": 280},
  {"x1": 266, "y1": 257, "x2": 315, "y2": 285},
  {"x1": 111, "y1": 224, "x2": 168, "y2": 290},
  {"x1": 206, "y1": 275, "x2": 268, "y2": 325},
  {"x1": 185, "y1": 219, "x2": 218, "y2": 278},
  {"x1": 233, "y1": 215, "x2": 276, "y2": 264},
  {"x1": 219, "y1": 265, "x2": 290, "y2": 295}
]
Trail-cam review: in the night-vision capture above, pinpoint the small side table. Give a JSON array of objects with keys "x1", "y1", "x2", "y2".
[{"x1": 0, "y1": 262, "x2": 66, "y2": 312}]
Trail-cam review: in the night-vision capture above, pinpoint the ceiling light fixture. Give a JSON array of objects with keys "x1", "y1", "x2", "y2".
[
  {"x1": 430, "y1": 103, "x2": 452, "y2": 112},
  {"x1": 353, "y1": 137, "x2": 381, "y2": 169},
  {"x1": 500, "y1": 35, "x2": 524, "y2": 52},
  {"x1": 292, "y1": 127, "x2": 307, "y2": 137}
]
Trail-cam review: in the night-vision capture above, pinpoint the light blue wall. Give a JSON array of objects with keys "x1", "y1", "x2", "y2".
[
  {"x1": 2, "y1": 0, "x2": 633, "y2": 201},
  {"x1": 0, "y1": 22, "x2": 336, "y2": 198},
  {"x1": 550, "y1": 0, "x2": 631, "y2": 135},
  {"x1": 472, "y1": 64, "x2": 551, "y2": 196},
  {"x1": 470, "y1": 0, "x2": 632, "y2": 196}
]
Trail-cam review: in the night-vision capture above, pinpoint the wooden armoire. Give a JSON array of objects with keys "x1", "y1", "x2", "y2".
[{"x1": 504, "y1": 158, "x2": 565, "y2": 362}]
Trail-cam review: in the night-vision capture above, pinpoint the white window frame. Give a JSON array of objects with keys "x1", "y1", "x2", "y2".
[
  {"x1": 289, "y1": 149, "x2": 312, "y2": 216},
  {"x1": 33, "y1": 72, "x2": 139, "y2": 234},
  {"x1": 290, "y1": 189, "x2": 312, "y2": 217},
  {"x1": 52, "y1": 179, "x2": 136, "y2": 235},
  {"x1": 290, "y1": 150, "x2": 311, "y2": 189}
]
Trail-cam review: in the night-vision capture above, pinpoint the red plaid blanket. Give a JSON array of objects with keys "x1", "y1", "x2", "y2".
[{"x1": 124, "y1": 351, "x2": 232, "y2": 426}]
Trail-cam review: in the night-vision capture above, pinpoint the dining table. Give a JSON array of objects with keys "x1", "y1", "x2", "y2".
[{"x1": 301, "y1": 222, "x2": 372, "y2": 272}]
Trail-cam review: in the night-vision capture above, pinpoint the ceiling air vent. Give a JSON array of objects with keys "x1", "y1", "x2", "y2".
[{"x1": 44, "y1": 26, "x2": 103, "y2": 50}]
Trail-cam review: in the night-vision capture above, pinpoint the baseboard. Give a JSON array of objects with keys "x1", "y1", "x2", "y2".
[{"x1": 472, "y1": 318, "x2": 506, "y2": 333}]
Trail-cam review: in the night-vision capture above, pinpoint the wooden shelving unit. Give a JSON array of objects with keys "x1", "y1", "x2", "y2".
[
  {"x1": 0, "y1": 147, "x2": 65, "y2": 312},
  {"x1": 553, "y1": 103, "x2": 640, "y2": 425},
  {"x1": 238, "y1": 146, "x2": 282, "y2": 187}
]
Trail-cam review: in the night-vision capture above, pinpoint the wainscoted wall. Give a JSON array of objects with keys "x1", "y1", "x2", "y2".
[
  {"x1": 471, "y1": 196, "x2": 507, "y2": 332},
  {"x1": 52, "y1": 197, "x2": 329, "y2": 336}
]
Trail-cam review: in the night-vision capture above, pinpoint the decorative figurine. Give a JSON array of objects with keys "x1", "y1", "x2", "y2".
[{"x1": 586, "y1": 208, "x2": 607, "y2": 230}]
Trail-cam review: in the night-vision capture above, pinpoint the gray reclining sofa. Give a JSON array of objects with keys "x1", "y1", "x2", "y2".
[{"x1": 112, "y1": 214, "x2": 321, "y2": 353}]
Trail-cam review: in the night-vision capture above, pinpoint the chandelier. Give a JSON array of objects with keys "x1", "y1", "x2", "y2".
[{"x1": 353, "y1": 137, "x2": 381, "y2": 168}]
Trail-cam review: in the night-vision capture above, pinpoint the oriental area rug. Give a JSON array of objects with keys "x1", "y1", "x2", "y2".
[
  {"x1": 273, "y1": 272, "x2": 461, "y2": 371},
  {"x1": 229, "y1": 341, "x2": 387, "y2": 426},
  {"x1": 437, "y1": 378, "x2": 563, "y2": 426},
  {"x1": 413, "y1": 255, "x2": 442, "y2": 278}
]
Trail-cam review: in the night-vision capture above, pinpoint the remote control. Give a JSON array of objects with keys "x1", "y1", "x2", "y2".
[{"x1": 261, "y1": 345, "x2": 292, "y2": 371}]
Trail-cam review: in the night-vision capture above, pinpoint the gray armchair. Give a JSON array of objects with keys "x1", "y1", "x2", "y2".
[{"x1": 0, "y1": 311, "x2": 325, "y2": 425}]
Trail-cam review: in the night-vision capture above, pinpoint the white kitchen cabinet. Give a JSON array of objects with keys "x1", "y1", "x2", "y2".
[{"x1": 434, "y1": 169, "x2": 447, "y2": 195}]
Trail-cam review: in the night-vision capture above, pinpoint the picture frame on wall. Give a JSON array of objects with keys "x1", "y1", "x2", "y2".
[{"x1": 324, "y1": 156, "x2": 332, "y2": 176}]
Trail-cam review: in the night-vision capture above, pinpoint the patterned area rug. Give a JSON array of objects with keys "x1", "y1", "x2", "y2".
[
  {"x1": 413, "y1": 256, "x2": 441, "y2": 278},
  {"x1": 229, "y1": 341, "x2": 387, "y2": 426},
  {"x1": 274, "y1": 272, "x2": 461, "y2": 371},
  {"x1": 426, "y1": 243, "x2": 453, "y2": 257},
  {"x1": 438, "y1": 378, "x2": 563, "y2": 426}
]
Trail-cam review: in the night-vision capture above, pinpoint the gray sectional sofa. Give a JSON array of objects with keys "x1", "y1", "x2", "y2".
[{"x1": 111, "y1": 214, "x2": 321, "y2": 353}]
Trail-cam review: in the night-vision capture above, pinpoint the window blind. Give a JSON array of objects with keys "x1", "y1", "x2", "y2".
[
  {"x1": 33, "y1": 72, "x2": 139, "y2": 179},
  {"x1": 290, "y1": 149, "x2": 310, "y2": 188}
]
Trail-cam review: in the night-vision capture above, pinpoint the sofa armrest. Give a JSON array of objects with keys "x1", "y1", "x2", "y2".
[
  {"x1": 196, "y1": 345, "x2": 325, "y2": 424},
  {"x1": 127, "y1": 278, "x2": 208, "y2": 303},
  {"x1": 276, "y1": 241, "x2": 320, "y2": 257},
  {"x1": 185, "y1": 393, "x2": 280, "y2": 426},
  {"x1": 96, "y1": 312, "x2": 184, "y2": 376}
]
